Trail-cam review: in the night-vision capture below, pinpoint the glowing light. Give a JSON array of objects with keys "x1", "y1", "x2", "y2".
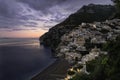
[{"x1": 70, "y1": 67, "x2": 74, "y2": 71}]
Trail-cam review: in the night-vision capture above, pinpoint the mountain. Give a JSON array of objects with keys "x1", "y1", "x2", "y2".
[{"x1": 40, "y1": 4, "x2": 115, "y2": 51}]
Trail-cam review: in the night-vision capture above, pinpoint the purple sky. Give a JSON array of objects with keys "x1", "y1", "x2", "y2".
[{"x1": 0, "y1": 0, "x2": 112, "y2": 38}]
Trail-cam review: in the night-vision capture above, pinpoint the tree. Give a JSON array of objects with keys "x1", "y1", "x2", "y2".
[
  {"x1": 112, "y1": 0, "x2": 120, "y2": 18},
  {"x1": 113, "y1": 0, "x2": 120, "y2": 9}
]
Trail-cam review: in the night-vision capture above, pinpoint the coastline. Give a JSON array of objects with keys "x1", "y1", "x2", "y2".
[{"x1": 31, "y1": 58, "x2": 70, "y2": 80}]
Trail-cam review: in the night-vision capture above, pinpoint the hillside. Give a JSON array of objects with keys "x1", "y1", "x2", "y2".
[
  {"x1": 70, "y1": 35, "x2": 120, "y2": 80},
  {"x1": 40, "y1": 4, "x2": 115, "y2": 51},
  {"x1": 54, "y1": 18, "x2": 120, "y2": 80}
]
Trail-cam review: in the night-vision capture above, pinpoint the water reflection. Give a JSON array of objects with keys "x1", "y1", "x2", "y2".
[{"x1": 0, "y1": 38, "x2": 55, "y2": 80}]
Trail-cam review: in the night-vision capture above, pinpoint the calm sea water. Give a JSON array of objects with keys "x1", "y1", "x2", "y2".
[{"x1": 0, "y1": 38, "x2": 55, "y2": 80}]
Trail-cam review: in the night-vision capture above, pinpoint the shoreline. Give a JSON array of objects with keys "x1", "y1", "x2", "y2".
[
  {"x1": 31, "y1": 58, "x2": 70, "y2": 80},
  {"x1": 29, "y1": 59, "x2": 56, "y2": 80}
]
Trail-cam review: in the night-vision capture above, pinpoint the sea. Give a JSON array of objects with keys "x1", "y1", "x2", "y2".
[{"x1": 0, "y1": 38, "x2": 56, "y2": 80}]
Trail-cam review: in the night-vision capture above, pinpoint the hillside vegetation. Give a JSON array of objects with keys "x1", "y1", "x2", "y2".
[{"x1": 71, "y1": 36, "x2": 120, "y2": 80}]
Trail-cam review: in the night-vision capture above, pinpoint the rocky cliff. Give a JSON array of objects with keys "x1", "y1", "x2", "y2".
[{"x1": 40, "y1": 4, "x2": 115, "y2": 50}]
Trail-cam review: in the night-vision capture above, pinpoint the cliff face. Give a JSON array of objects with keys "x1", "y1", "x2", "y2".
[{"x1": 40, "y1": 4, "x2": 115, "y2": 50}]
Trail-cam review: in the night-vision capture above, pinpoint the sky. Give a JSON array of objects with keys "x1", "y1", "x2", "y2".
[{"x1": 0, "y1": 0, "x2": 112, "y2": 38}]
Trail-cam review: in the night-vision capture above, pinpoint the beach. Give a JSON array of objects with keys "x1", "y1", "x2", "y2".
[{"x1": 31, "y1": 59, "x2": 70, "y2": 80}]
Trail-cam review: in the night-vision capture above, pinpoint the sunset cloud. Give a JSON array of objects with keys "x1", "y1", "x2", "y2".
[{"x1": 0, "y1": 0, "x2": 112, "y2": 37}]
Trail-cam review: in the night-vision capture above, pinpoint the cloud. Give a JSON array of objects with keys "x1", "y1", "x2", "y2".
[
  {"x1": 0, "y1": 0, "x2": 112, "y2": 32},
  {"x1": 17, "y1": 0, "x2": 112, "y2": 14},
  {"x1": 0, "y1": 0, "x2": 39, "y2": 30},
  {"x1": 17, "y1": 0, "x2": 67, "y2": 11},
  {"x1": 0, "y1": 0, "x2": 20, "y2": 18}
]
